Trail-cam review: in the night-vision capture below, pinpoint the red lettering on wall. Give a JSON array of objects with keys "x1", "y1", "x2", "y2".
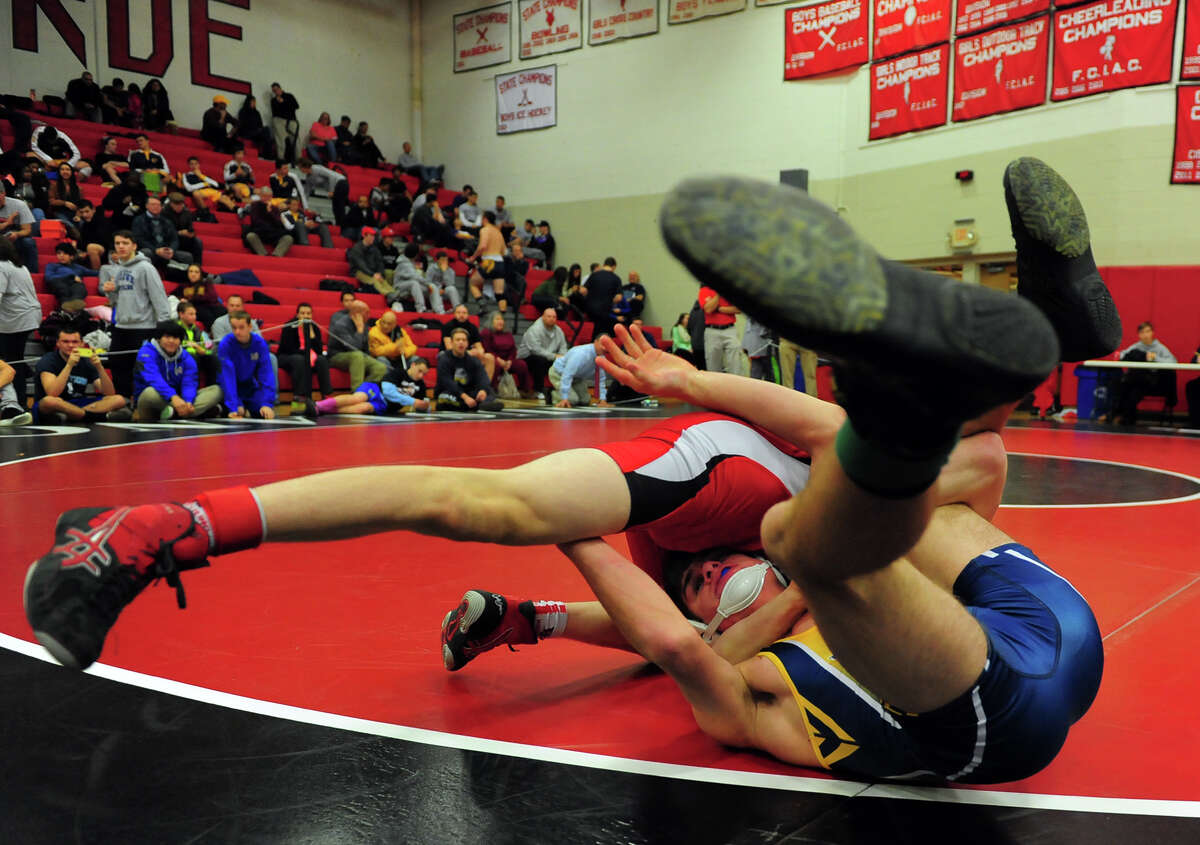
[
  {"x1": 12, "y1": 0, "x2": 87, "y2": 65},
  {"x1": 188, "y1": 0, "x2": 251, "y2": 94},
  {"x1": 107, "y1": 0, "x2": 174, "y2": 77}
]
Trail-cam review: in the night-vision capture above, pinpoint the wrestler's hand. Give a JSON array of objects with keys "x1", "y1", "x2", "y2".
[{"x1": 597, "y1": 324, "x2": 695, "y2": 399}]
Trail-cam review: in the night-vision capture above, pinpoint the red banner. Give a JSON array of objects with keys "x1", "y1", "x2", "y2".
[
  {"x1": 1183, "y1": 0, "x2": 1200, "y2": 80},
  {"x1": 954, "y1": 0, "x2": 1049, "y2": 36},
  {"x1": 1172, "y1": 86, "x2": 1200, "y2": 183},
  {"x1": 784, "y1": 0, "x2": 868, "y2": 79},
  {"x1": 872, "y1": 0, "x2": 951, "y2": 61},
  {"x1": 1051, "y1": 0, "x2": 1177, "y2": 101},
  {"x1": 869, "y1": 43, "x2": 949, "y2": 139},
  {"x1": 953, "y1": 16, "x2": 1048, "y2": 121}
]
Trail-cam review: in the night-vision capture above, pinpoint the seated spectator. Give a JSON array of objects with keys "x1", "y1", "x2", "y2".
[
  {"x1": 411, "y1": 193, "x2": 457, "y2": 249},
  {"x1": 296, "y1": 156, "x2": 349, "y2": 226},
  {"x1": 163, "y1": 192, "x2": 205, "y2": 264},
  {"x1": 630, "y1": 319, "x2": 657, "y2": 349},
  {"x1": 34, "y1": 328, "x2": 131, "y2": 422},
  {"x1": 127, "y1": 134, "x2": 169, "y2": 192},
  {"x1": 269, "y1": 161, "x2": 305, "y2": 207},
  {"x1": 342, "y1": 194, "x2": 381, "y2": 242},
  {"x1": 306, "y1": 112, "x2": 338, "y2": 163},
  {"x1": 481, "y1": 313, "x2": 534, "y2": 398},
  {"x1": 173, "y1": 263, "x2": 224, "y2": 328},
  {"x1": 466, "y1": 212, "x2": 508, "y2": 312},
  {"x1": 549, "y1": 337, "x2": 609, "y2": 408},
  {"x1": 451, "y1": 184, "x2": 473, "y2": 210},
  {"x1": 351, "y1": 122, "x2": 384, "y2": 169},
  {"x1": 132, "y1": 196, "x2": 192, "y2": 273},
  {"x1": 436, "y1": 328, "x2": 503, "y2": 412},
  {"x1": 176, "y1": 299, "x2": 219, "y2": 385},
  {"x1": 30, "y1": 125, "x2": 90, "y2": 176},
  {"x1": 396, "y1": 141, "x2": 444, "y2": 186},
  {"x1": 669, "y1": 311, "x2": 695, "y2": 364},
  {"x1": 217, "y1": 310, "x2": 276, "y2": 419},
  {"x1": 1186, "y1": 343, "x2": 1200, "y2": 429},
  {"x1": 384, "y1": 178, "x2": 412, "y2": 223},
  {"x1": 237, "y1": 95, "x2": 275, "y2": 159},
  {"x1": 503, "y1": 240, "x2": 530, "y2": 311},
  {"x1": 327, "y1": 297, "x2": 387, "y2": 390},
  {"x1": 390, "y1": 242, "x2": 432, "y2": 311},
  {"x1": 277, "y1": 302, "x2": 333, "y2": 415},
  {"x1": 142, "y1": 79, "x2": 174, "y2": 131},
  {"x1": 346, "y1": 227, "x2": 392, "y2": 297},
  {"x1": 241, "y1": 188, "x2": 294, "y2": 257},
  {"x1": 377, "y1": 226, "x2": 402, "y2": 270},
  {"x1": 1109, "y1": 321, "x2": 1177, "y2": 425},
  {"x1": 532, "y1": 220, "x2": 556, "y2": 267},
  {"x1": 201, "y1": 95, "x2": 240, "y2": 153},
  {"x1": 517, "y1": 307, "x2": 567, "y2": 397},
  {"x1": 282, "y1": 196, "x2": 334, "y2": 248},
  {"x1": 74, "y1": 200, "x2": 114, "y2": 270},
  {"x1": 102, "y1": 173, "x2": 148, "y2": 223},
  {"x1": 0, "y1": 180, "x2": 39, "y2": 271},
  {"x1": 310, "y1": 357, "x2": 432, "y2": 416},
  {"x1": 620, "y1": 271, "x2": 646, "y2": 320},
  {"x1": 223, "y1": 147, "x2": 256, "y2": 202},
  {"x1": 0, "y1": 357, "x2": 32, "y2": 426},
  {"x1": 100, "y1": 78, "x2": 132, "y2": 126},
  {"x1": 368, "y1": 309, "x2": 418, "y2": 370},
  {"x1": 133, "y1": 320, "x2": 222, "y2": 421},
  {"x1": 66, "y1": 71, "x2": 104, "y2": 122},
  {"x1": 47, "y1": 162, "x2": 84, "y2": 235},
  {"x1": 425, "y1": 250, "x2": 462, "y2": 315},
  {"x1": 440, "y1": 303, "x2": 495, "y2": 380},
  {"x1": 181, "y1": 156, "x2": 237, "y2": 214},
  {"x1": 457, "y1": 191, "x2": 483, "y2": 237},
  {"x1": 531, "y1": 265, "x2": 571, "y2": 319},
  {"x1": 43, "y1": 241, "x2": 96, "y2": 310},
  {"x1": 94, "y1": 137, "x2": 130, "y2": 185},
  {"x1": 211, "y1": 294, "x2": 266, "y2": 342},
  {"x1": 124, "y1": 83, "x2": 143, "y2": 128},
  {"x1": 492, "y1": 195, "x2": 515, "y2": 240}
]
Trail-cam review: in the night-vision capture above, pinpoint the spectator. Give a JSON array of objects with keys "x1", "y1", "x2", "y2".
[
  {"x1": 94, "y1": 136, "x2": 130, "y2": 185},
  {"x1": 101, "y1": 173, "x2": 148, "y2": 224},
  {"x1": 30, "y1": 124, "x2": 89, "y2": 174},
  {"x1": 742, "y1": 315, "x2": 776, "y2": 381},
  {"x1": 223, "y1": 147, "x2": 255, "y2": 201},
  {"x1": 531, "y1": 265, "x2": 570, "y2": 318},
  {"x1": 15, "y1": 160, "x2": 50, "y2": 224},
  {"x1": 342, "y1": 195, "x2": 381, "y2": 243},
  {"x1": 181, "y1": 156, "x2": 237, "y2": 214},
  {"x1": 1186, "y1": 343, "x2": 1200, "y2": 429},
  {"x1": 310, "y1": 357, "x2": 432, "y2": 417},
  {"x1": 368, "y1": 309, "x2": 418, "y2": 370},
  {"x1": 491, "y1": 195, "x2": 515, "y2": 240},
  {"x1": 162, "y1": 192, "x2": 205, "y2": 264},
  {"x1": 441, "y1": 303, "x2": 495, "y2": 380},
  {"x1": 0, "y1": 236, "x2": 41, "y2": 408},
  {"x1": 351, "y1": 122, "x2": 384, "y2": 169},
  {"x1": 217, "y1": 310, "x2": 276, "y2": 418},
  {"x1": 241, "y1": 188, "x2": 294, "y2": 257},
  {"x1": 550, "y1": 337, "x2": 609, "y2": 408},
  {"x1": 390, "y1": 242, "x2": 432, "y2": 311},
  {"x1": 142, "y1": 79, "x2": 174, "y2": 130},
  {"x1": 466, "y1": 211, "x2": 508, "y2": 312},
  {"x1": 411, "y1": 193, "x2": 457, "y2": 248},
  {"x1": 578, "y1": 257, "x2": 622, "y2": 335},
  {"x1": 127, "y1": 134, "x2": 170, "y2": 192},
  {"x1": 1109, "y1": 321, "x2": 1177, "y2": 425},
  {"x1": 620, "y1": 271, "x2": 646, "y2": 320},
  {"x1": 133, "y1": 319, "x2": 222, "y2": 421},
  {"x1": 451, "y1": 184, "x2": 473, "y2": 210},
  {"x1": 306, "y1": 112, "x2": 338, "y2": 163},
  {"x1": 176, "y1": 299, "x2": 219, "y2": 385},
  {"x1": 503, "y1": 240, "x2": 530, "y2": 314},
  {"x1": 517, "y1": 307, "x2": 568, "y2": 398},
  {"x1": 100, "y1": 78, "x2": 131, "y2": 126},
  {"x1": 173, "y1": 263, "x2": 224, "y2": 329},
  {"x1": 334, "y1": 115, "x2": 355, "y2": 162},
  {"x1": 670, "y1": 312, "x2": 695, "y2": 364},
  {"x1": 698, "y1": 283, "x2": 743, "y2": 376},
  {"x1": 346, "y1": 227, "x2": 392, "y2": 296},
  {"x1": 425, "y1": 250, "x2": 462, "y2": 315},
  {"x1": 282, "y1": 196, "x2": 334, "y2": 248},
  {"x1": 377, "y1": 226, "x2": 402, "y2": 270},
  {"x1": 517, "y1": 218, "x2": 545, "y2": 263},
  {"x1": 201, "y1": 95, "x2": 240, "y2": 153},
  {"x1": 396, "y1": 141, "x2": 444, "y2": 186},
  {"x1": 277, "y1": 302, "x2": 333, "y2": 415},
  {"x1": 296, "y1": 157, "x2": 349, "y2": 226},
  {"x1": 47, "y1": 162, "x2": 83, "y2": 234},
  {"x1": 436, "y1": 327, "x2": 503, "y2": 411},
  {"x1": 124, "y1": 83, "x2": 143, "y2": 128},
  {"x1": 74, "y1": 200, "x2": 114, "y2": 270},
  {"x1": 532, "y1": 220, "x2": 555, "y2": 266},
  {"x1": 132, "y1": 196, "x2": 192, "y2": 273},
  {"x1": 268, "y1": 83, "x2": 301, "y2": 162},
  {"x1": 383, "y1": 177, "x2": 412, "y2": 223},
  {"x1": 481, "y1": 312, "x2": 534, "y2": 398},
  {"x1": 327, "y1": 297, "x2": 387, "y2": 389},
  {"x1": 66, "y1": 71, "x2": 103, "y2": 122},
  {"x1": 43, "y1": 241, "x2": 96, "y2": 310},
  {"x1": 237, "y1": 95, "x2": 275, "y2": 159},
  {"x1": 34, "y1": 328, "x2": 131, "y2": 422},
  {"x1": 100, "y1": 229, "x2": 172, "y2": 396},
  {"x1": 457, "y1": 191, "x2": 483, "y2": 236},
  {"x1": 0, "y1": 357, "x2": 32, "y2": 425},
  {"x1": 210, "y1": 293, "x2": 248, "y2": 341},
  {"x1": 630, "y1": 318, "x2": 658, "y2": 348},
  {"x1": 0, "y1": 180, "x2": 39, "y2": 271}
]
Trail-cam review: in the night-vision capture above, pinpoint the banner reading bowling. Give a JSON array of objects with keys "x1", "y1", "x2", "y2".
[
  {"x1": 497, "y1": 65, "x2": 557, "y2": 134},
  {"x1": 1051, "y1": 0, "x2": 1177, "y2": 101},
  {"x1": 869, "y1": 43, "x2": 949, "y2": 139},
  {"x1": 872, "y1": 0, "x2": 951, "y2": 61},
  {"x1": 519, "y1": 0, "x2": 582, "y2": 58},
  {"x1": 953, "y1": 16, "x2": 1049, "y2": 120},
  {"x1": 455, "y1": 3, "x2": 513, "y2": 72},
  {"x1": 1172, "y1": 85, "x2": 1200, "y2": 183},
  {"x1": 589, "y1": 0, "x2": 659, "y2": 45},
  {"x1": 669, "y1": 0, "x2": 747, "y2": 24},
  {"x1": 954, "y1": 0, "x2": 1050, "y2": 36},
  {"x1": 785, "y1": 0, "x2": 869, "y2": 79}
]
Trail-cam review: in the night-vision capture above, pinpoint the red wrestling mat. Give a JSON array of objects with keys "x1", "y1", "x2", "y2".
[{"x1": 1, "y1": 421, "x2": 1198, "y2": 802}]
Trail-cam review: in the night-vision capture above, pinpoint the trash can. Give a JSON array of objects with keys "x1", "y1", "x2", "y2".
[{"x1": 1074, "y1": 365, "x2": 1099, "y2": 419}]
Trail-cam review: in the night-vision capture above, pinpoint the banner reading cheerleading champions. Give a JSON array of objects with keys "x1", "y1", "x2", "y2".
[
  {"x1": 455, "y1": 3, "x2": 512, "y2": 72},
  {"x1": 785, "y1": 0, "x2": 869, "y2": 79},
  {"x1": 519, "y1": 0, "x2": 582, "y2": 58},
  {"x1": 1051, "y1": 0, "x2": 1178, "y2": 101},
  {"x1": 870, "y1": 43, "x2": 950, "y2": 139},
  {"x1": 589, "y1": 0, "x2": 659, "y2": 45},
  {"x1": 953, "y1": 16, "x2": 1049, "y2": 120}
]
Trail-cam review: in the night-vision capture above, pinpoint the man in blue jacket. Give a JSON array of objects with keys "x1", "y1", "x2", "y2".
[
  {"x1": 133, "y1": 321, "x2": 223, "y2": 421},
  {"x1": 217, "y1": 311, "x2": 277, "y2": 419}
]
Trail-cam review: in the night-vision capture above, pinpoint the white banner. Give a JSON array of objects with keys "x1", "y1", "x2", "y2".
[
  {"x1": 497, "y1": 64, "x2": 558, "y2": 133},
  {"x1": 454, "y1": 3, "x2": 513, "y2": 73},
  {"x1": 669, "y1": 0, "x2": 747, "y2": 24},
  {"x1": 519, "y1": 0, "x2": 583, "y2": 58},
  {"x1": 590, "y1": 0, "x2": 660, "y2": 45}
]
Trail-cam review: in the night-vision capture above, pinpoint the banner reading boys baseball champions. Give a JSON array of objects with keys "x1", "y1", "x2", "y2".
[
  {"x1": 590, "y1": 0, "x2": 660, "y2": 44},
  {"x1": 1172, "y1": 86, "x2": 1200, "y2": 183},
  {"x1": 1051, "y1": 0, "x2": 1177, "y2": 101},
  {"x1": 954, "y1": 0, "x2": 1049, "y2": 36},
  {"x1": 784, "y1": 0, "x2": 869, "y2": 79},
  {"x1": 869, "y1": 43, "x2": 949, "y2": 139},
  {"x1": 455, "y1": 3, "x2": 513, "y2": 72},
  {"x1": 519, "y1": 0, "x2": 583, "y2": 58},
  {"x1": 953, "y1": 16, "x2": 1048, "y2": 121},
  {"x1": 872, "y1": 0, "x2": 951, "y2": 60},
  {"x1": 497, "y1": 65, "x2": 557, "y2": 134},
  {"x1": 669, "y1": 0, "x2": 747, "y2": 24},
  {"x1": 1182, "y1": 0, "x2": 1200, "y2": 80}
]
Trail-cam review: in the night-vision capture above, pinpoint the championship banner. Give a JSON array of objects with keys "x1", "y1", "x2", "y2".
[
  {"x1": 497, "y1": 65, "x2": 557, "y2": 134},
  {"x1": 869, "y1": 43, "x2": 949, "y2": 139},
  {"x1": 952, "y1": 16, "x2": 1048, "y2": 121},
  {"x1": 519, "y1": 0, "x2": 582, "y2": 59},
  {"x1": 954, "y1": 0, "x2": 1049, "y2": 36},
  {"x1": 590, "y1": 0, "x2": 659, "y2": 45},
  {"x1": 455, "y1": 3, "x2": 513, "y2": 73},
  {"x1": 1183, "y1": 0, "x2": 1200, "y2": 80},
  {"x1": 1051, "y1": 0, "x2": 1177, "y2": 101},
  {"x1": 1171, "y1": 86, "x2": 1200, "y2": 183},
  {"x1": 784, "y1": 0, "x2": 869, "y2": 80},
  {"x1": 872, "y1": 0, "x2": 951, "y2": 61},
  {"x1": 669, "y1": 0, "x2": 747, "y2": 24},
  {"x1": 757, "y1": 0, "x2": 791, "y2": 4}
]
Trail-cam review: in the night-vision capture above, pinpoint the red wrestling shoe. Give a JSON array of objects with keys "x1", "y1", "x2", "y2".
[
  {"x1": 440, "y1": 590, "x2": 537, "y2": 671},
  {"x1": 23, "y1": 504, "x2": 211, "y2": 670}
]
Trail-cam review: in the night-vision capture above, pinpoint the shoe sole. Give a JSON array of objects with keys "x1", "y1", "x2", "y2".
[
  {"x1": 23, "y1": 562, "x2": 82, "y2": 670},
  {"x1": 1004, "y1": 157, "x2": 1089, "y2": 258},
  {"x1": 441, "y1": 590, "x2": 487, "y2": 671}
]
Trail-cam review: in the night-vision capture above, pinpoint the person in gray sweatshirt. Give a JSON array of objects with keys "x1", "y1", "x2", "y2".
[
  {"x1": 517, "y1": 307, "x2": 568, "y2": 396},
  {"x1": 100, "y1": 229, "x2": 171, "y2": 398},
  {"x1": 1110, "y1": 321, "x2": 1177, "y2": 425}
]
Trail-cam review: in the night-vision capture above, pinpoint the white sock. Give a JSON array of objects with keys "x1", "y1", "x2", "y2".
[{"x1": 532, "y1": 600, "x2": 568, "y2": 639}]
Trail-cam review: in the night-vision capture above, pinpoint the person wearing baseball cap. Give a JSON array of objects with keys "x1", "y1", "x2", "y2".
[{"x1": 201, "y1": 93, "x2": 240, "y2": 154}]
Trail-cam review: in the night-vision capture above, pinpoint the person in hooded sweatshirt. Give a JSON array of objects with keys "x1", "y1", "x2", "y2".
[
  {"x1": 217, "y1": 310, "x2": 277, "y2": 419},
  {"x1": 100, "y1": 229, "x2": 172, "y2": 398},
  {"x1": 132, "y1": 320, "x2": 222, "y2": 421}
]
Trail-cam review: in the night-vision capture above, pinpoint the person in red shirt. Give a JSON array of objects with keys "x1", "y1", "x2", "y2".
[{"x1": 698, "y1": 285, "x2": 743, "y2": 375}]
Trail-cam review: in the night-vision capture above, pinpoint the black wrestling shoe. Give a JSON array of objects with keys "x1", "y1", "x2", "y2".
[
  {"x1": 440, "y1": 590, "x2": 536, "y2": 671},
  {"x1": 659, "y1": 176, "x2": 1059, "y2": 442},
  {"x1": 1004, "y1": 157, "x2": 1121, "y2": 362}
]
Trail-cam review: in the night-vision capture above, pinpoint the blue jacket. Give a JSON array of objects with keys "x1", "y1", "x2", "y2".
[
  {"x1": 134, "y1": 339, "x2": 198, "y2": 402},
  {"x1": 217, "y1": 333, "x2": 276, "y2": 407},
  {"x1": 44, "y1": 261, "x2": 97, "y2": 284}
]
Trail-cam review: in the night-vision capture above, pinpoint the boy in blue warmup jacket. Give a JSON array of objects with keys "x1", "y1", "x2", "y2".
[{"x1": 217, "y1": 310, "x2": 277, "y2": 419}]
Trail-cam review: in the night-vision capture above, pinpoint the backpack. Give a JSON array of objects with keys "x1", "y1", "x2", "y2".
[
  {"x1": 218, "y1": 268, "x2": 262, "y2": 287},
  {"x1": 318, "y1": 278, "x2": 355, "y2": 294}
]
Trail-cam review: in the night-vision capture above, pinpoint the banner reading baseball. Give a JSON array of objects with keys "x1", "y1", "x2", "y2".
[
  {"x1": 497, "y1": 65, "x2": 557, "y2": 134},
  {"x1": 869, "y1": 43, "x2": 949, "y2": 139},
  {"x1": 669, "y1": 0, "x2": 747, "y2": 24},
  {"x1": 1182, "y1": 0, "x2": 1200, "y2": 80},
  {"x1": 455, "y1": 3, "x2": 513, "y2": 73},
  {"x1": 953, "y1": 16, "x2": 1048, "y2": 121},
  {"x1": 954, "y1": 0, "x2": 1050, "y2": 36},
  {"x1": 784, "y1": 0, "x2": 869, "y2": 79},
  {"x1": 1172, "y1": 86, "x2": 1200, "y2": 183},
  {"x1": 1051, "y1": 0, "x2": 1178, "y2": 101},
  {"x1": 872, "y1": 0, "x2": 951, "y2": 61},
  {"x1": 519, "y1": 0, "x2": 582, "y2": 58},
  {"x1": 590, "y1": 0, "x2": 659, "y2": 45}
]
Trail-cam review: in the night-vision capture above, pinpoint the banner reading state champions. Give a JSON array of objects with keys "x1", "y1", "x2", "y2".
[
  {"x1": 669, "y1": 0, "x2": 747, "y2": 24},
  {"x1": 1051, "y1": 0, "x2": 1177, "y2": 101},
  {"x1": 519, "y1": 0, "x2": 582, "y2": 58},
  {"x1": 497, "y1": 65, "x2": 557, "y2": 134},
  {"x1": 455, "y1": 3, "x2": 512, "y2": 72},
  {"x1": 870, "y1": 43, "x2": 949, "y2": 139},
  {"x1": 953, "y1": 16, "x2": 1048, "y2": 120},
  {"x1": 590, "y1": 0, "x2": 659, "y2": 45},
  {"x1": 954, "y1": 0, "x2": 1049, "y2": 36},
  {"x1": 1172, "y1": 86, "x2": 1200, "y2": 183},
  {"x1": 785, "y1": 0, "x2": 868, "y2": 79},
  {"x1": 872, "y1": 0, "x2": 951, "y2": 61}
]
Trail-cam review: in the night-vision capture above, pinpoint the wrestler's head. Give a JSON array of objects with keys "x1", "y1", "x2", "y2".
[{"x1": 667, "y1": 548, "x2": 790, "y2": 635}]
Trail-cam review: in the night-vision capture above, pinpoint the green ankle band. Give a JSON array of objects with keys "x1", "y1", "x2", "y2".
[{"x1": 834, "y1": 420, "x2": 957, "y2": 499}]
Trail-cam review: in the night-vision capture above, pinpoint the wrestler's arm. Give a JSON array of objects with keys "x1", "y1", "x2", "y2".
[{"x1": 711, "y1": 584, "x2": 809, "y2": 664}]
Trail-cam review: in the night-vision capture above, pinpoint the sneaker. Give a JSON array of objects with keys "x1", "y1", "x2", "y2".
[
  {"x1": 105, "y1": 407, "x2": 133, "y2": 422},
  {"x1": 23, "y1": 504, "x2": 212, "y2": 669},
  {"x1": 159, "y1": 405, "x2": 175, "y2": 421},
  {"x1": 658, "y1": 176, "x2": 1060, "y2": 439},
  {"x1": 302, "y1": 398, "x2": 318, "y2": 418},
  {"x1": 440, "y1": 590, "x2": 536, "y2": 671},
  {"x1": 1003, "y1": 157, "x2": 1121, "y2": 362},
  {"x1": 0, "y1": 405, "x2": 31, "y2": 425}
]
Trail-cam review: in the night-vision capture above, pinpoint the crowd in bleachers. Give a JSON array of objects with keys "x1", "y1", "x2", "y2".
[{"x1": 0, "y1": 74, "x2": 667, "y2": 426}]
